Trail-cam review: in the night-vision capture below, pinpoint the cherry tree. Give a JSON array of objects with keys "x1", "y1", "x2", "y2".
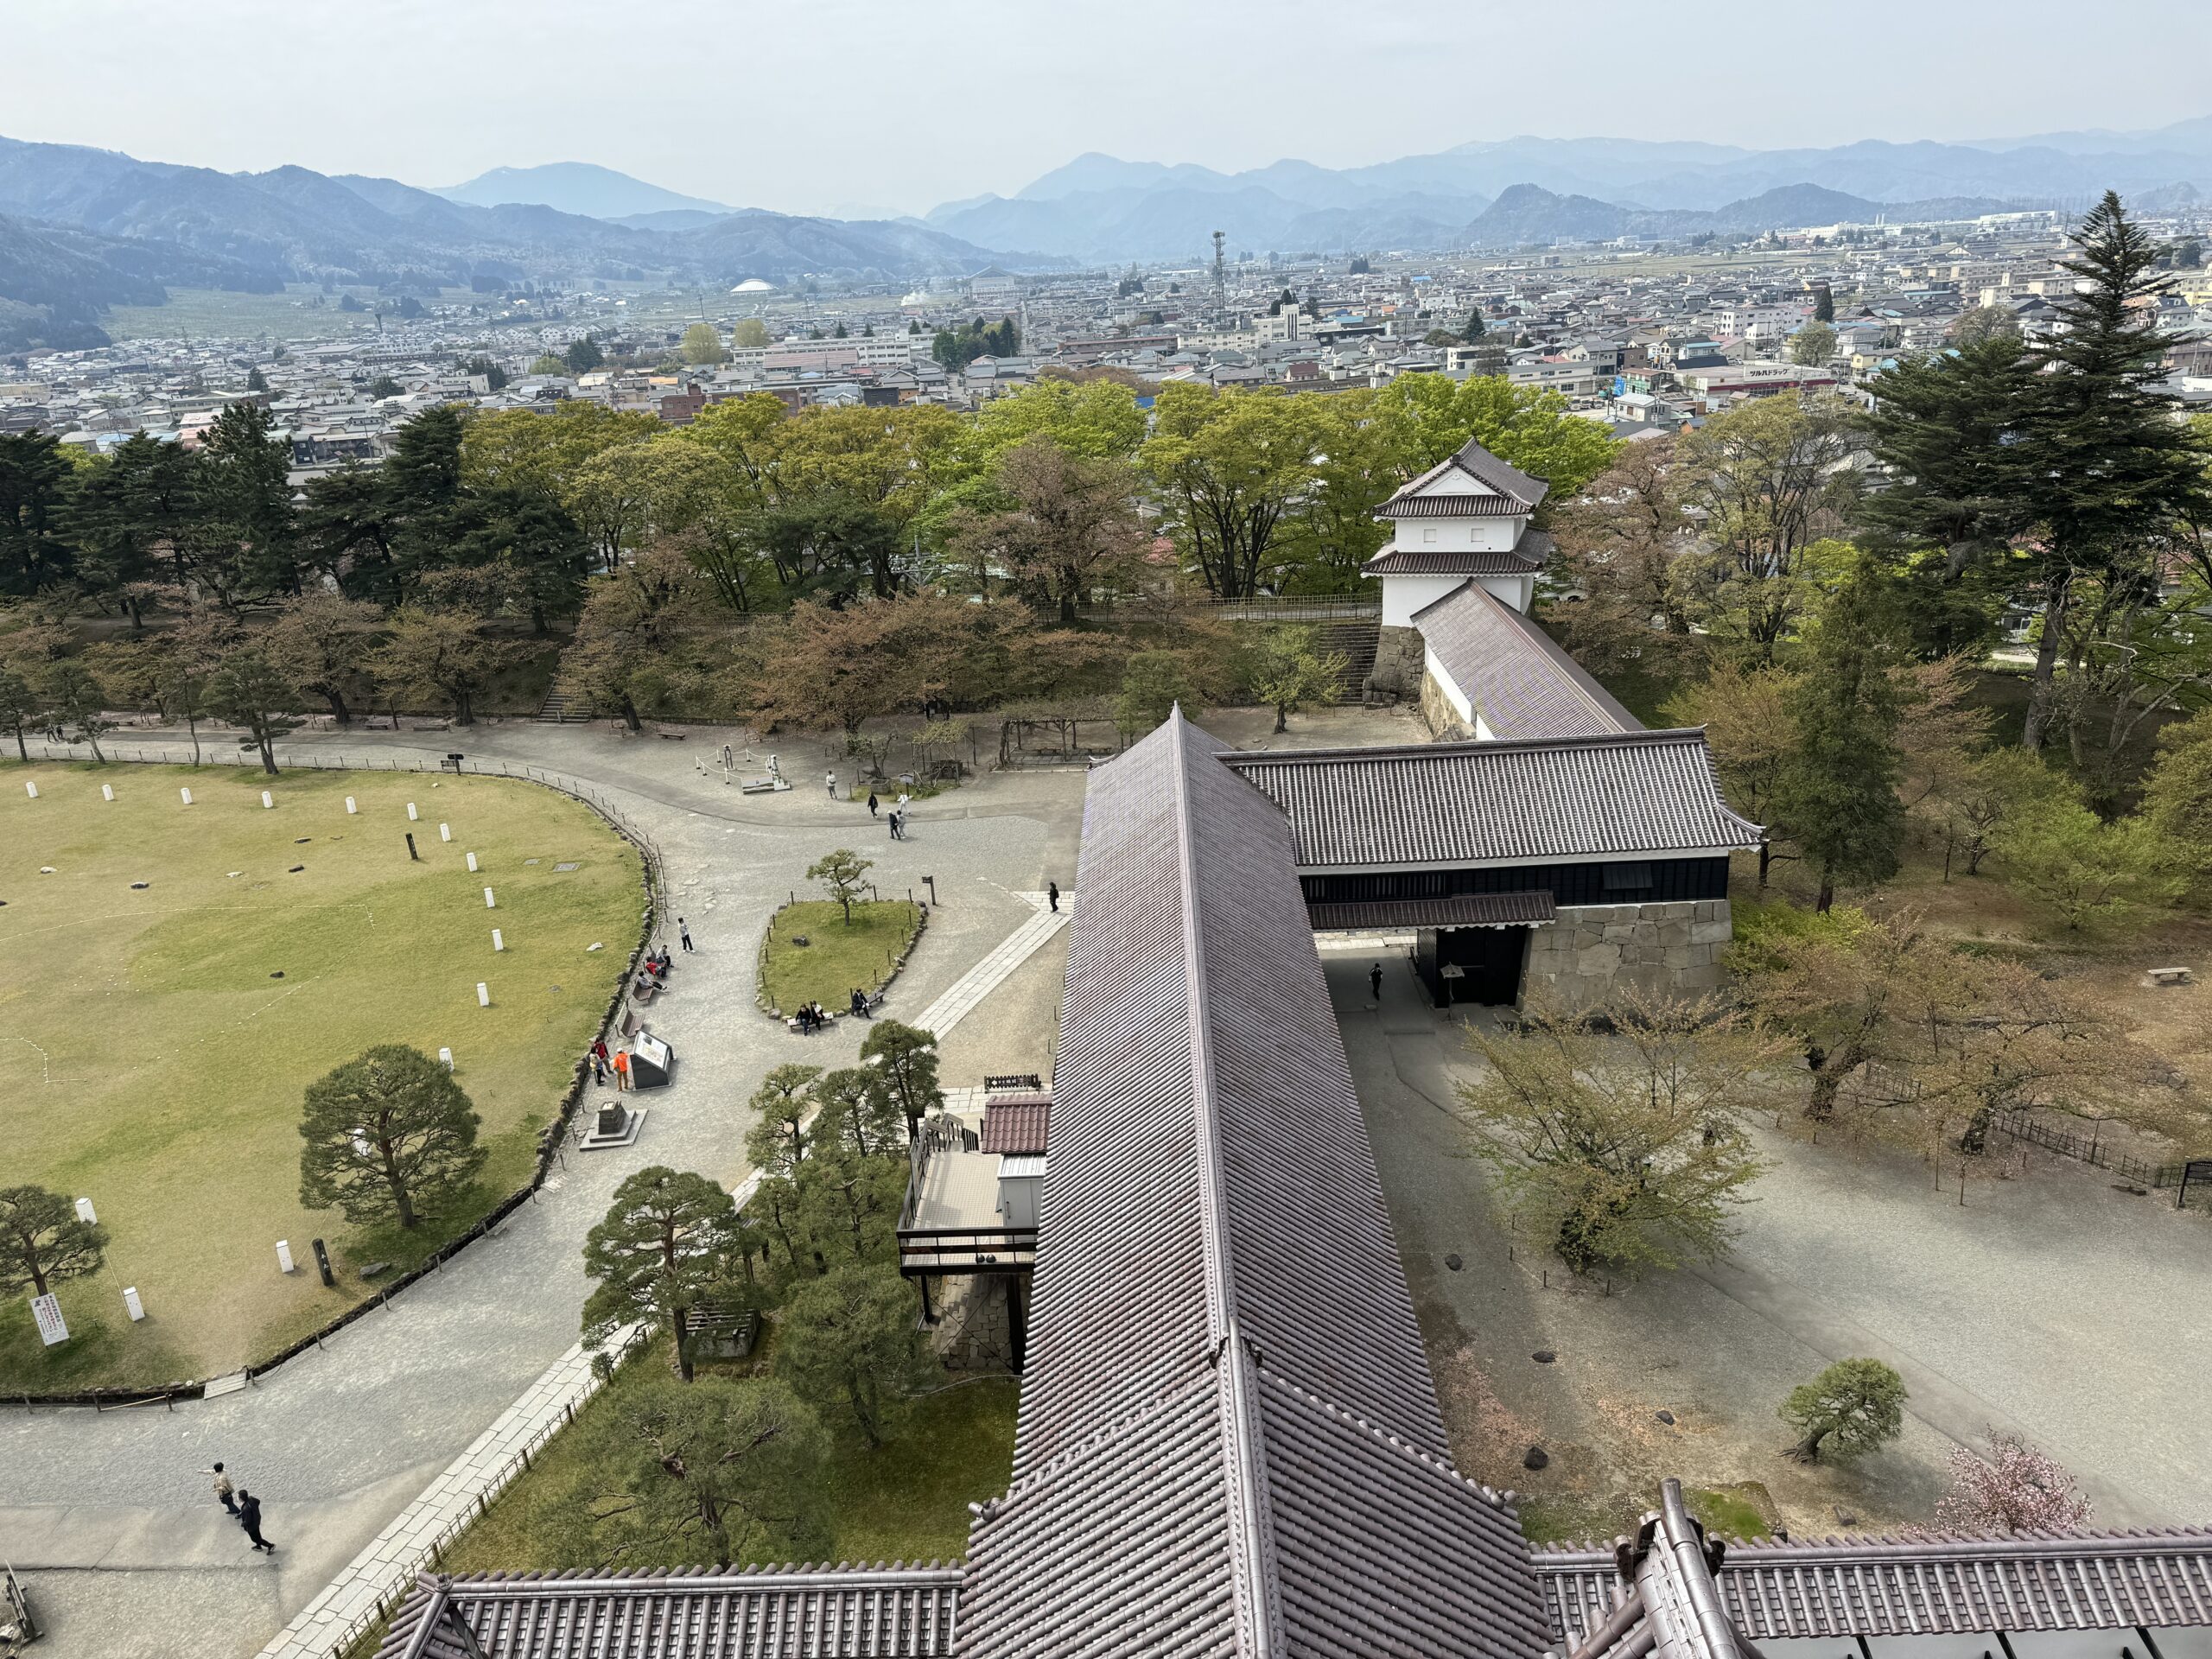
[{"x1": 1933, "y1": 1431, "x2": 2092, "y2": 1533}]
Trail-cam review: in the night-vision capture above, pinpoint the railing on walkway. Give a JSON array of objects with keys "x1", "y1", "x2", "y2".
[{"x1": 1986, "y1": 1106, "x2": 2183, "y2": 1190}]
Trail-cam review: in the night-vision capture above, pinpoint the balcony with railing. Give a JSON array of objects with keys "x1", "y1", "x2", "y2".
[{"x1": 896, "y1": 1114, "x2": 1039, "y2": 1277}]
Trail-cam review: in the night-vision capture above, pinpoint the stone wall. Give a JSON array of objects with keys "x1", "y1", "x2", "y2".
[
  {"x1": 1521, "y1": 899, "x2": 1732, "y2": 1009},
  {"x1": 1366, "y1": 623, "x2": 1427, "y2": 702},
  {"x1": 1419, "y1": 663, "x2": 1474, "y2": 740}
]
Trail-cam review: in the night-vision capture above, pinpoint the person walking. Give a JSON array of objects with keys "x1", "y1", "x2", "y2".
[
  {"x1": 825, "y1": 770, "x2": 837, "y2": 798},
  {"x1": 208, "y1": 1462, "x2": 238, "y2": 1515},
  {"x1": 677, "y1": 917, "x2": 694, "y2": 951},
  {"x1": 1047, "y1": 880, "x2": 1060, "y2": 914},
  {"x1": 613, "y1": 1048, "x2": 631, "y2": 1091},
  {"x1": 1369, "y1": 962, "x2": 1384, "y2": 1001},
  {"x1": 867, "y1": 791, "x2": 880, "y2": 818},
  {"x1": 236, "y1": 1490, "x2": 276, "y2": 1554}
]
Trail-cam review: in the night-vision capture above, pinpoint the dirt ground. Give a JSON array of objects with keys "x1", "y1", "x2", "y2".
[{"x1": 1325, "y1": 944, "x2": 2212, "y2": 1545}]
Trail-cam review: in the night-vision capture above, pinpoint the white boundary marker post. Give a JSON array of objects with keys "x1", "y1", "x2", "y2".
[
  {"x1": 476, "y1": 982, "x2": 491, "y2": 1007},
  {"x1": 102, "y1": 784, "x2": 114, "y2": 801},
  {"x1": 466, "y1": 852, "x2": 479, "y2": 873},
  {"x1": 491, "y1": 928, "x2": 504, "y2": 951},
  {"x1": 439, "y1": 823, "x2": 451, "y2": 842},
  {"x1": 407, "y1": 803, "x2": 418, "y2": 821},
  {"x1": 346, "y1": 796, "x2": 358, "y2": 814},
  {"x1": 24, "y1": 781, "x2": 35, "y2": 798},
  {"x1": 276, "y1": 1241, "x2": 296, "y2": 1274},
  {"x1": 484, "y1": 887, "x2": 496, "y2": 908},
  {"x1": 181, "y1": 786, "x2": 193, "y2": 804},
  {"x1": 262, "y1": 791, "x2": 274, "y2": 809}
]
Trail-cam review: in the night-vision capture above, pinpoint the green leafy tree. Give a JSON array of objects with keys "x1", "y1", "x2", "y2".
[
  {"x1": 1672, "y1": 396, "x2": 1857, "y2": 660},
  {"x1": 1789, "y1": 321, "x2": 1837, "y2": 365},
  {"x1": 680, "y1": 322, "x2": 728, "y2": 365},
  {"x1": 1115, "y1": 652, "x2": 1194, "y2": 738},
  {"x1": 2014, "y1": 194, "x2": 2212, "y2": 750},
  {"x1": 1140, "y1": 385, "x2": 1326, "y2": 598},
  {"x1": 816, "y1": 1067, "x2": 901, "y2": 1160},
  {"x1": 529, "y1": 353, "x2": 568, "y2": 376},
  {"x1": 0, "y1": 429, "x2": 80, "y2": 596},
  {"x1": 262, "y1": 592, "x2": 380, "y2": 727},
  {"x1": 582, "y1": 1166, "x2": 746, "y2": 1382},
  {"x1": 206, "y1": 645, "x2": 303, "y2": 775},
  {"x1": 1770, "y1": 575, "x2": 1904, "y2": 911},
  {"x1": 41, "y1": 658, "x2": 112, "y2": 763},
  {"x1": 806, "y1": 848, "x2": 873, "y2": 924},
  {"x1": 597, "y1": 1376, "x2": 826, "y2": 1564},
  {"x1": 2142, "y1": 704, "x2": 2212, "y2": 855},
  {"x1": 1780, "y1": 1357, "x2": 1905, "y2": 1463},
  {"x1": 0, "y1": 1185, "x2": 110, "y2": 1298},
  {"x1": 731, "y1": 318, "x2": 769, "y2": 349},
  {"x1": 859, "y1": 1020, "x2": 942, "y2": 1141},
  {"x1": 1994, "y1": 800, "x2": 2182, "y2": 931},
  {"x1": 372, "y1": 603, "x2": 509, "y2": 725},
  {"x1": 1455, "y1": 989, "x2": 1779, "y2": 1274},
  {"x1": 746, "y1": 1065, "x2": 821, "y2": 1178},
  {"x1": 0, "y1": 663, "x2": 41, "y2": 762},
  {"x1": 298, "y1": 1045, "x2": 487, "y2": 1232},
  {"x1": 1243, "y1": 624, "x2": 1348, "y2": 733},
  {"x1": 775, "y1": 1262, "x2": 935, "y2": 1446}
]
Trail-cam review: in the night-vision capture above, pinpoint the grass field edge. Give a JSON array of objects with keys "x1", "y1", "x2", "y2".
[{"x1": 1, "y1": 764, "x2": 662, "y2": 1408}]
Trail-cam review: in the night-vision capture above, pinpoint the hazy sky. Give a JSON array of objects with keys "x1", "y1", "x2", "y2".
[{"x1": 5, "y1": 0, "x2": 2209, "y2": 216}]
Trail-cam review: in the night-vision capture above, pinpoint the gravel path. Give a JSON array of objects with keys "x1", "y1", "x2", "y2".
[
  {"x1": 1326, "y1": 946, "x2": 2212, "y2": 1534},
  {"x1": 1, "y1": 719, "x2": 1084, "y2": 1659}
]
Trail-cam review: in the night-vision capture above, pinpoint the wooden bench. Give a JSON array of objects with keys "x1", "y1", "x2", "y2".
[
  {"x1": 656, "y1": 728, "x2": 687, "y2": 741},
  {"x1": 631, "y1": 981, "x2": 660, "y2": 1006},
  {"x1": 2146, "y1": 966, "x2": 2194, "y2": 988}
]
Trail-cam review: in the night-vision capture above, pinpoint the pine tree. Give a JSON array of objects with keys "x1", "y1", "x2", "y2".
[
  {"x1": 1811, "y1": 283, "x2": 1834, "y2": 324},
  {"x1": 1772, "y1": 575, "x2": 1904, "y2": 912},
  {"x1": 1463, "y1": 306, "x2": 1485, "y2": 342},
  {"x1": 2016, "y1": 192, "x2": 2212, "y2": 750}
]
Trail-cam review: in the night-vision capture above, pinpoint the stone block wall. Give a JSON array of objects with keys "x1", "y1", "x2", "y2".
[
  {"x1": 1420, "y1": 664, "x2": 1474, "y2": 740},
  {"x1": 1521, "y1": 899, "x2": 1732, "y2": 1009},
  {"x1": 1366, "y1": 624, "x2": 1426, "y2": 701}
]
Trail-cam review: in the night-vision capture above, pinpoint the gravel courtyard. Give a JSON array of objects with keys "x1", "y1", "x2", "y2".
[{"x1": 1327, "y1": 946, "x2": 2212, "y2": 1537}]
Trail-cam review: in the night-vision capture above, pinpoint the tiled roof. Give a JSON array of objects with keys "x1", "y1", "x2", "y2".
[
  {"x1": 1307, "y1": 890, "x2": 1556, "y2": 931},
  {"x1": 375, "y1": 1564, "x2": 964, "y2": 1659},
  {"x1": 1535, "y1": 1526, "x2": 2212, "y2": 1646},
  {"x1": 957, "y1": 712, "x2": 1553, "y2": 1659},
  {"x1": 1363, "y1": 528, "x2": 1554, "y2": 577},
  {"x1": 1414, "y1": 579, "x2": 1641, "y2": 741},
  {"x1": 1224, "y1": 730, "x2": 1763, "y2": 870},
  {"x1": 1378, "y1": 494, "x2": 1530, "y2": 518},
  {"x1": 1381, "y1": 436, "x2": 1551, "y2": 513},
  {"x1": 977, "y1": 1096, "x2": 1050, "y2": 1155}
]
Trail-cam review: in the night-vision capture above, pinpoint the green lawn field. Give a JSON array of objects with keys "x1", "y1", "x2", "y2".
[
  {"x1": 760, "y1": 900, "x2": 922, "y2": 1016},
  {"x1": 0, "y1": 762, "x2": 643, "y2": 1392}
]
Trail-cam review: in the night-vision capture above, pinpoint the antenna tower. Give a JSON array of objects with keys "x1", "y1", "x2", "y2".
[{"x1": 1211, "y1": 230, "x2": 1227, "y2": 318}]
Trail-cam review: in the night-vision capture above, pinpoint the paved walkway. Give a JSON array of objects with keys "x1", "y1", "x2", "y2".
[{"x1": 2, "y1": 720, "x2": 1084, "y2": 1659}]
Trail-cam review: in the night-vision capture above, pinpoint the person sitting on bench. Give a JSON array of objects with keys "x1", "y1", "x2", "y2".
[{"x1": 849, "y1": 987, "x2": 868, "y2": 1019}]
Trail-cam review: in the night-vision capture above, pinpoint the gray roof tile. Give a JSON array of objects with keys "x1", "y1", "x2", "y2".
[
  {"x1": 1412, "y1": 580, "x2": 1640, "y2": 741},
  {"x1": 1225, "y1": 731, "x2": 1763, "y2": 870},
  {"x1": 957, "y1": 713, "x2": 1552, "y2": 1658}
]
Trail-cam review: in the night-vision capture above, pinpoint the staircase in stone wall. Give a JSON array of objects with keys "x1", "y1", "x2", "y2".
[{"x1": 1311, "y1": 619, "x2": 1382, "y2": 698}]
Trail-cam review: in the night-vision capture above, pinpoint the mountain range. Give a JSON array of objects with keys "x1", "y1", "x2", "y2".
[
  {"x1": 925, "y1": 121, "x2": 2212, "y2": 259},
  {"x1": 3, "y1": 118, "x2": 2211, "y2": 353},
  {"x1": 0, "y1": 137, "x2": 1019, "y2": 350},
  {"x1": 434, "y1": 162, "x2": 734, "y2": 224}
]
